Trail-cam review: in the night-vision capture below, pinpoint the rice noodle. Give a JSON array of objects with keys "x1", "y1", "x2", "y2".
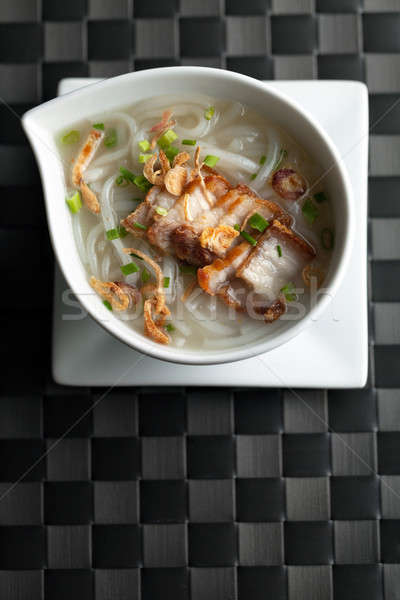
[{"x1": 90, "y1": 113, "x2": 137, "y2": 167}]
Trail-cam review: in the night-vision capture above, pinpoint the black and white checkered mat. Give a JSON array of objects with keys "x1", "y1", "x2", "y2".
[{"x1": 1, "y1": 1, "x2": 400, "y2": 599}]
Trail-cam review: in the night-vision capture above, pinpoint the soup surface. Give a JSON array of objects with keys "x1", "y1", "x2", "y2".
[{"x1": 58, "y1": 93, "x2": 334, "y2": 350}]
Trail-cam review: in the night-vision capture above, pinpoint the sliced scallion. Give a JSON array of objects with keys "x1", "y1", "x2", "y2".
[
  {"x1": 155, "y1": 206, "x2": 168, "y2": 216},
  {"x1": 158, "y1": 129, "x2": 178, "y2": 149},
  {"x1": 163, "y1": 277, "x2": 170, "y2": 288},
  {"x1": 133, "y1": 175, "x2": 152, "y2": 193},
  {"x1": 165, "y1": 323, "x2": 175, "y2": 332},
  {"x1": 179, "y1": 264, "x2": 197, "y2": 275},
  {"x1": 314, "y1": 191, "x2": 328, "y2": 204},
  {"x1": 182, "y1": 139, "x2": 196, "y2": 146},
  {"x1": 248, "y1": 212, "x2": 269, "y2": 233},
  {"x1": 103, "y1": 300, "x2": 112, "y2": 311},
  {"x1": 119, "y1": 166, "x2": 135, "y2": 183},
  {"x1": 240, "y1": 231, "x2": 258, "y2": 246},
  {"x1": 164, "y1": 145, "x2": 179, "y2": 163},
  {"x1": 93, "y1": 123, "x2": 104, "y2": 130},
  {"x1": 115, "y1": 174, "x2": 128, "y2": 187},
  {"x1": 250, "y1": 173, "x2": 258, "y2": 180},
  {"x1": 61, "y1": 130, "x2": 80, "y2": 144},
  {"x1": 138, "y1": 139, "x2": 150, "y2": 152},
  {"x1": 120, "y1": 262, "x2": 139, "y2": 276},
  {"x1": 104, "y1": 128, "x2": 117, "y2": 148},
  {"x1": 66, "y1": 190, "x2": 82, "y2": 214},
  {"x1": 281, "y1": 282, "x2": 297, "y2": 302},
  {"x1": 139, "y1": 153, "x2": 153, "y2": 163},
  {"x1": 203, "y1": 154, "x2": 219, "y2": 168},
  {"x1": 141, "y1": 268, "x2": 150, "y2": 283},
  {"x1": 302, "y1": 198, "x2": 319, "y2": 225},
  {"x1": 204, "y1": 106, "x2": 215, "y2": 120},
  {"x1": 106, "y1": 226, "x2": 127, "y2": 240},
  {"x1": 133, "y1": 221, "x2": 147, "y2": 231},
  {"x1": 234, "y1": 224, "x2": 240, "y2": 231},
  {"x1": 277, "y1": 244, "x2": 282, "y2": 257},
  {"x1": 259, "y1": 155, "x2": 267, "y2": 165},
  {"x1": 321, "y1": 228, "x2": 334, "y2": 250},
  {"x1": 130, "y1": 252, "x2": 143, "y2": 260}
]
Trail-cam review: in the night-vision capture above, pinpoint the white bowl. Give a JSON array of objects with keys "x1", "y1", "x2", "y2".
[{"x1": 22, "y1": 67, "x2": 354, "y2": 366}]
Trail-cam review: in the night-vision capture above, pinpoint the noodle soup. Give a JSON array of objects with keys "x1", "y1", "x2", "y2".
[{"x1": 58, "y1": 94, "x2": 334, "y2": 350}]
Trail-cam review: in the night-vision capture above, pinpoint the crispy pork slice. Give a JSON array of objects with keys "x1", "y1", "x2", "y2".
[
  {"x1": 237, "y1": 220, "x2": 315, "y2": 301},
  {"x1": 147, "y1": 173, "x2": 231, "y2": 253},
  {"x1": 217, "y1": 185, "x2": 292, "y2": 229},
  {"x1": 197, "y1": 241, "x2": 253, "y2": 295},
  {"x1": 121, "y1": 186, "x2": 176, "y2": 238}
]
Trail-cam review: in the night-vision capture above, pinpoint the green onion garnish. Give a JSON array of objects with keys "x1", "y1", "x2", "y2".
[
  {"x1": 155, "y1": 206, "x2": 168, "y2": 216},
  {"x1": 179, "y1": 264, "x2": 197, "y2": 275},
  {"x1": 65, "y1": 190, "x2": 82, "y2": 214},
  {"x1": 273, "y1": 148, "x2": 288, "y2": 172},
  {"x1": 104, "y1": 128, "x2": 117, "y2": 148},
  {"x1": 103, "y1": 300, "x2": 112, "y2": 311},
  {"x1": 259, "y1": 155, "x2": 266, "y2": 165},
  {"x1": 165, "y1": 323, "x2": 175, "y2": 332},
  {"x1": 250, "y1": 173, "x2": 258, "y2": 180},
  {"x1": 163, "y1": 277, "x2": 170, "y2": 288},
  {"x1": 133, "y1": 175, "x2": 152, "y2": 193},
  {"x1": 158, "y1": 129, "x2": 178, "y2": 149},
  {"x1": 240, "y1": 231, "x2": 258, "y2": 246},
  {"x1": 281, "y1": 282, "x2": 297, "y2": 302},
  {"x1": 139, "y1": 153, "x2": 153, "y2": 163},
  {"x1": 277, "y1": 244, "x2": 282, "y2": 257},
  {"x1": 141, "y1": 268, "x2": 150, "y2": 283},
  {"x1": 119, "y1": 166, "x2": 135, "y2": 183},
  {"x1": 203, "y1": 154, "x2": 220, "y2": 168},
  {"x1": 314, "y1": 191, "x2": 328, "y2": 204},
  {"x1": 138, "y1": 139, "x2": 150, "y2": 152},
  {"x1": 234, "y1": 224, "x2": 241, "y2": 232},
  {"x1": 302, "y1": 198, "x2": 319, "y2": 225},
  {"x1": 321, "y1": 228, "x2": 334, "y2": 250},
  {"x1": 106, "y1": 226, "x2": 127, "y2": 240},
  {"x1": 248, "y1": 212, "x2": 269, "y2": 233},
  {"x1": 204, "y1": 106, "x2": 215, "y2": 120},
  {"x1": 115, "y1": 175, "x2": 129, "y2": 187},
  {"x1": 164, "y1": 145, "x2": 180, "y2": 163},
  {"x1": 182, "y1": 139, "x2": 196, "y2": 146},
  {"x1": 121, "y1": 262, "x2": 139, "y2": 276},
  {"x1": 61, "y1": 130, "x2": 80, "y2": 144},
  {"x1": 93, "y1": 123, "x2": 104, "y2": 130},
  {"x1": 130, "y1": 252, "x2": 143, "y2": 260},
  {"x1": 133, "y1": 221, "x2": 147, "y2": 231}
]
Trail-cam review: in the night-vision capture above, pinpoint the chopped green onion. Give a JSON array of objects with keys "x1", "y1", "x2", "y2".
[
  {"x1": 61, "y1": 130, "x2": 80, "y2": 144},
  {"x1": 65, "y1": 190, "x2": 82, "y2": 214},
  {"x1": 321, "y1": 228, "x2": 334, "y2": 250},
  {"x1": 272, "y1": 148, "x2": 288, "y2": 172},
  {"x1": 155, "y1": 206, "x2": 168, "y2": 216},
  {"x1": 104, "y1": 128, "x2": 117, "y2": 148},
  {"x1": 103, "y1": 300, "x2": 112, "y2": 311},
  {"x1": 259, "y1": 155, "x2": 267, "y2": 165},
  {"x1": 141, "y1": 268, "x2": 150, "y2": 283},
  {"x1": 139, "y1": 153, "x2": 153, "y2": 163},
  {"x1": 106, "y1": 226, "x2": 127, "y2": 240},
  {"x1": 164, "y1": 145, "x2": 180, "y2": 163},
  {"x1": 163, "y1": 277, "x2": 170, "y2": 288},
  {"x1": 133, "y1": 175, "x2": 152, "y2": 193},
  {"x1": 302, "y1": 198, "x2": 319, "y2": 225},
  {"x1": 250, "y1": 173, "x2": 258, "y2": 180},
  {"x1": 203, "y1": 154, "x2": 220, "y2": 168},
  {"x1": 119, "y1": 166, "x2": 135, "y2": 183},
  {"x1": 115, "y1": 174, "x2": 128, "y2": 187},
  {"x1": 130, "y1": 252, "x2": 143, "y2": 260},
  {"x1": 281, "y1": 282, "x2": 297, "y2": 302},
  {"x1": 158, "y1": 129, "x2": 178, "y2": 149},
  {"x1": 248, "y1": 212, "x2": 269, "y2": 233},
  {"x1": 133, "y1": 221, "x2": 147, "y2": 231},
  {"x1": 165, "y1": 323, "x2": 175, "y2": 332},
  {"x1": 314, "y1": 191, "x2": 328, "y2": 203},
  {"x1": 138, "y1": 139, "x2": 150, "y2": 152},
  {"x1": 277, "y1": 244, "x2": 282, "y2": 257},
  {"x1": 121, "y1": 262, "x2": 139, "y2": 276},
  {"x1": 204, "y1": 106, "x2": 215, "y2": 120},
  {"x1": 182, "y1": 139, "x2": 196, "y2": 146},
  {"x1": 93, "y1": 123, "x2": 104, "y2": 130},
  {"x1": 179, "y1": 264, "x2": 197, "y2": 275},
  {"x1": 234, "y1": 224, "x2": 241, "y2": 232},
  {"x1": 240, "y1": 231, "x2": 258, "y2": 246}
]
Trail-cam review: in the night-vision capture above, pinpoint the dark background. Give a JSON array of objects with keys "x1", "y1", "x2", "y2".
[{"x1": 1, "y1": 0, "x2": 400, "y2": 599}]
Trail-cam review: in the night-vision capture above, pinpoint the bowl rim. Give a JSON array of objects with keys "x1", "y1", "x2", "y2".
[{"x1": 22, "y1": 66, "x2": 355, "y2": 366}]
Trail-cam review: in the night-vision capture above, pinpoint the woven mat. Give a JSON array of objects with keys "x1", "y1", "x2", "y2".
[{"x1": 1, "y1": 1, "x2": 400, "y2": 599}]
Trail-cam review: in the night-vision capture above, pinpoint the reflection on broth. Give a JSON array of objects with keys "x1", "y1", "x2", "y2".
[{"x1": 58, "y1": 94, "x2": 334, "y2": 349}]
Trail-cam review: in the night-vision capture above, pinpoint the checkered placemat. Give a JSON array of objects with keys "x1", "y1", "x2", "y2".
[{"x1": 1, "y1": 1, "x2": 400, "y2": 599}]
